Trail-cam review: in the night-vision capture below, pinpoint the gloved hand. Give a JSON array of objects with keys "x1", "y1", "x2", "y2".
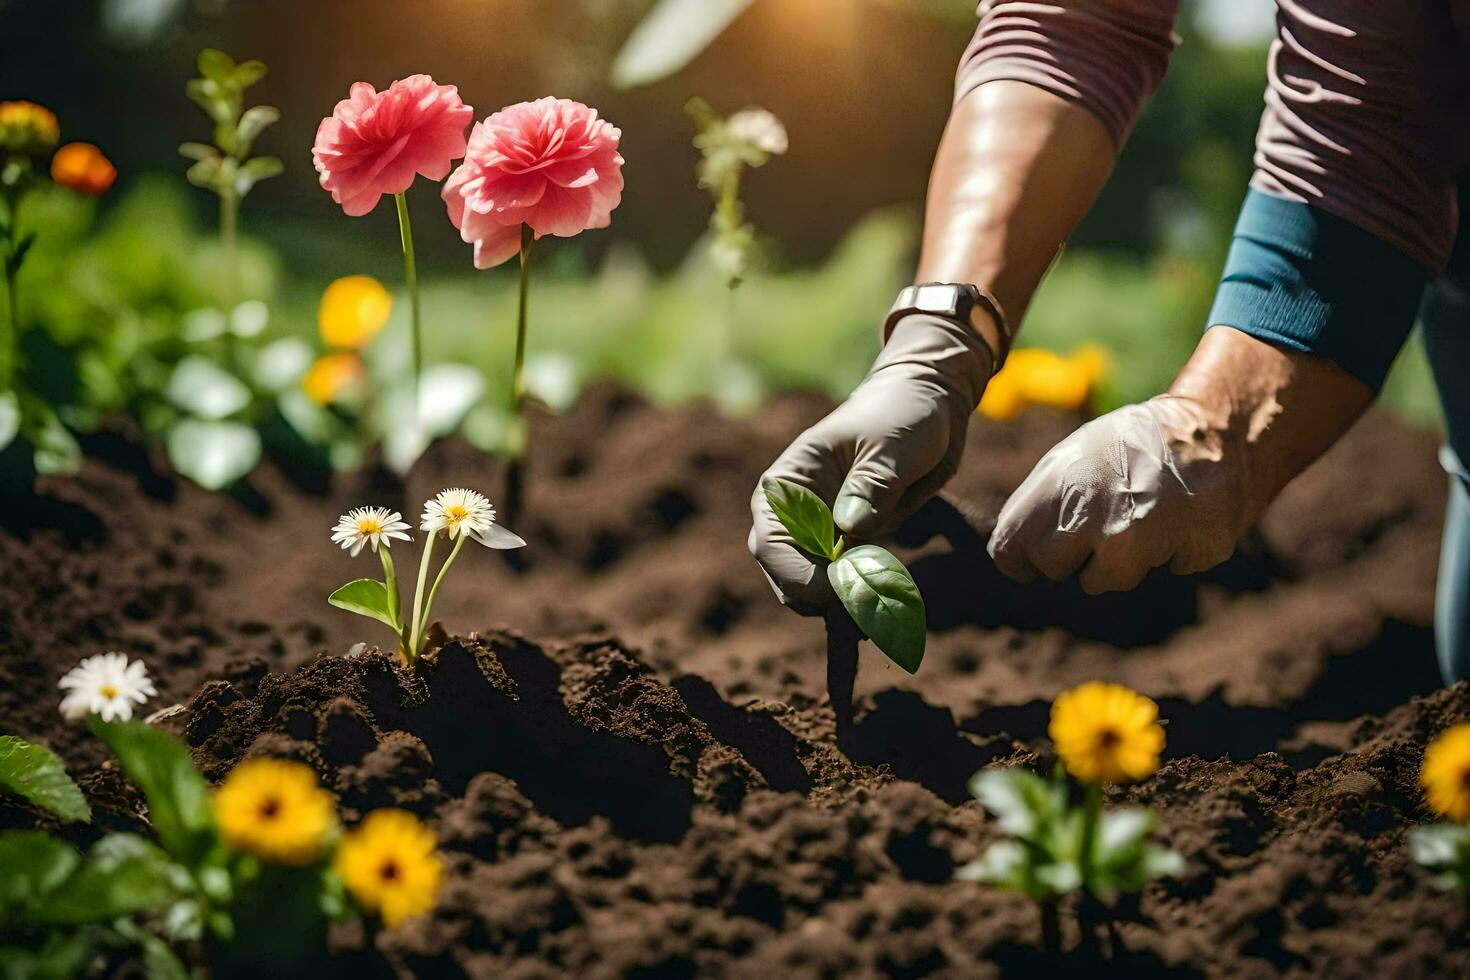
[
  {"x1": 987, "y1": 394, "x2": 1255, "y2": 594},
  {"x1": 749, "y1": 314, "x2": 993, "y2": 611}
]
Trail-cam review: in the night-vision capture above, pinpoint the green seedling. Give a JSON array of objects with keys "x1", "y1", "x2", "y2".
[
  {"x1": 1411, "y1": 823, "x2": 1470, "y2": 896},
  {"x1": 762, "y1": 477, "x2": 926, "y2": 673},
  {"x1": 179, "y1": 49, "x2": 282, "y2": 342}
]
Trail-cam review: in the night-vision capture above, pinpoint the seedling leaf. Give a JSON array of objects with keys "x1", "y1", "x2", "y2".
[
  {"x1": 828, "y1": 544, "x2": 925, "y2": 672},
  {"x1": 0, "y1": 831, "x2": 79, "y2": 915},
  {"x1": 0, "y1": 736, "x2": 91, "y2": 823},
  {"x1": 762, "y1": 477, "x2": 836, "y2": 560},
  {"x1": 329, "y1": 579, "x2": 399, "y2": 630},
  {"x1": 90, "y1": 719, "x2": 217, "y2": 867},
  {"x1": 36, "y1": 833, "x2": 184, "y2": 924}
]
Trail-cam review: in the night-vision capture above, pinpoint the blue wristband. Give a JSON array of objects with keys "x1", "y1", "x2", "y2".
[{"x1": 1206, "y1": 189, "x2": 1426, "y2": 391}]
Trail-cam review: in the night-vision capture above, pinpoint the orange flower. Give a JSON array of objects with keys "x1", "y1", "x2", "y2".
[
  {"x1": 0, "y1": 100, "x2": 59, "y2": 156},
  {"x1": 303, "y1": 352, "x2": 365, "y2": 405},
  {"x1": 50, "y1": 142, "x2": 116, "y2": 196}
]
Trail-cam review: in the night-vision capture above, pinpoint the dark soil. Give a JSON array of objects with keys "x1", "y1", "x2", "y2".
[{"x1": 1, "y1": 385, "x2": 1465, "y2": 977}]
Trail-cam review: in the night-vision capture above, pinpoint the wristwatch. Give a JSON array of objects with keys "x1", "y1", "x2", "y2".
[{"x1": 883, "y1": 282, "x2": 1012, "y2": 369}]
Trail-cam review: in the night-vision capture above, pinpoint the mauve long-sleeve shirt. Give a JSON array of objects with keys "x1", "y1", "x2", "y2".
[{"x1": 955, "y1": 0, "x2": 1470, "y2": 277}]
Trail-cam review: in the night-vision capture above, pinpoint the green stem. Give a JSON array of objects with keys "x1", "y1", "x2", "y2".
[
  {"x1": 2, "y1": 189, "x2": 20, "y2": 390},
  {"x1": 379, "y1": 545, "x2": 402, "y2": 632},
  {"x1": 407, "y1": 532, "x2": 436, "y2": 664},
  {"x1": 417, "y1": 533, "x2": 466, "y2": 648},
  {"x1": 1079, "y1": 782, "x2": 1103, "y2": 894},
  {"x1": 394, "y1": 192, "x2": 422, "y2": 411},
  {"x1": 219, "y1": 190, "x2": 239, "y2": 371},
  {"x1": 508, "y1": 223, "x2": 534, "y2": 449}
]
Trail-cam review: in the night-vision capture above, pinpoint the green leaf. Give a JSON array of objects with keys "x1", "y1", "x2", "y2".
[
  {"x1": 329, "y1": 579, "x2": 399, "y2": 630},
  {"x1": 20, "y1": 398, "x2": 81, "y2": 476},
  {"x1": 178, "y1": 141, "x2": 219, "y2": 163},
  {"x1": 0, "y1": 831, "x2": 79, "y2": 915},
  {"x1": 89, "y1": 719, "x2": 217, "y2": 867},
  {"x1": 113, "y1": 919, "x2": 189, "y2": 980},
  {"x1": 0, "y1": 392, "x2": 18, "y2": 453},
  {"x1": 969, "y1": 767, "x2": 1062, "y2": 839},
  {"x1": 235, "y1": 106, "x2": 280, "y2": 156},
  {"x1": 611, "y1": 0, "x2": 755, "y2": 89},
  {"x1": 165, "y1": 355, "x2": 251, "y2": 420},
  {"x1": 232, "y1": 59, "x2": 268, "y2": 90},
  {"x1": 197, "y1": 48, "x2": 235, "y2": 82},
  {"x1": 166, "y1": 419, "x2": 261, "y2": 490},
  {"x1": 0, "y1": 736, "x2": 91, "y2": 823},
  {"x1": 236, "y1": 156, "x2": 283, "y2": 196},
  {"x1": 762, "y1": 477, "x2": 837, "y2": 560},
  {"x1": 185, "y1": 157, "x2": 221, "y2": 191},
  {"x1": 0, "y1": 931, "x2": 92, "y2": 980},
  {"x1": 36, "y1": 833, "x2": 184, "y2": 924},
  {"x1": 827, "y1": 544, "x2": 926, "y2": 672}
]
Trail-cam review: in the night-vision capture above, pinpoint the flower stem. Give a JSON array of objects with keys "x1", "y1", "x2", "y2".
[
  {"x1": 1079, "y1": 782, "x2": 1103, "y2": 894},
  {"x1": 407, "y1": 532, "x2": 436, "y2": 664},
  {"x1": 504, "y1": 223, "x2": 534, "y2": 523},
  {"x1": 219, "y1": 190, "x2": 239, "y2": 372},
  {"x1": 2, "y1": 187, "x2": 22, "y2": 390},
  {"x1": 379, "y1": 545, "x2": 402, "y2": 632},
  {"x1": 418, "y1": 533, "x2": 466, "y2": 643},
  {"x1": 394, "y1": 192, "x2": 422, "y2": 413},
  {"x1": 509, "y1": 223, "x2": 534, "y2": 442}
]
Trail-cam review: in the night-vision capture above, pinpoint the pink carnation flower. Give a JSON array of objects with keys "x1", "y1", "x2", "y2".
[
  {"x1": 442, "y1": 97, "x2": 624, "y2": 268},
  {"x1": 313, "y1": 75, "x2": 473, "y2": 217}
]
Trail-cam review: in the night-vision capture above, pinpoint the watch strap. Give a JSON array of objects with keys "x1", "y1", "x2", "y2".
[{"x1": 884, "y1": 283, "x2": 1013, "y2": 370}]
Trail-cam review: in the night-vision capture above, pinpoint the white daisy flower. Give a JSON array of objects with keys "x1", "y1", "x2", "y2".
[
  {"x1": 420, "y1": 488, "x2": 527, "y2": 549},
  {"x1": 332, "y1": 506, "x2": 412, "y2": 557},
  {"x1": 420, "y1": 488, "x2": 497, "y2": 541},
  {"x1": 58, "y1": 653, "x2": 157, "y2": 723},
  {"x1": 727, "y1": 108, "x2": 788, "y2": 156}
]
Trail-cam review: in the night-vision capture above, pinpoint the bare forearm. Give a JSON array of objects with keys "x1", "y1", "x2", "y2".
[
  {"x1": 1168, "y1": 326, "x2": 1373, "y2": 513},
  {"x1": 916, "y1": 81, "x2": 1117, "y2": 335}
]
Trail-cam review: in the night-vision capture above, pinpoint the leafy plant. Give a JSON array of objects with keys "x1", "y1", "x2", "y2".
[
  {"x1": 762, "y1": 477, "x2": 926, "y2": 672},
  {"x1": 958, "y1": 683, "x2": 1183, "y2": 952},
  {"x1": 179, "y1": 49, "x2": 282, "y2": 319},
  {"x1": 329, "y1": 489, "x2": 525, "y2": 666},
  {"x1": 0, "y1": 736, "x2": 91, "y2": 823},
  {"x1": 1411, "y1": 823, "x2": 1470, "y2": 895}
]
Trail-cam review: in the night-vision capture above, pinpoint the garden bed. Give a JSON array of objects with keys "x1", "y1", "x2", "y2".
[{"x1": 2, "y1": 385, "x2": 1464, "y2": 977}]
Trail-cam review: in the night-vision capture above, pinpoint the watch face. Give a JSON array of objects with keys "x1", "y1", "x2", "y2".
[{"x1": 913, "y1": 284, "x2": 960, "y2": 317}]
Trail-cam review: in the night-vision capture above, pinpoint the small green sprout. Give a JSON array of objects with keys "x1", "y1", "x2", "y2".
[
  {"x1": 687, "y1": 99, "x2": 787, "y2": 290},
  {"x1": 179, "y1": 49, "x2": 283, "y2": 319},
  {"x1": 762, "y1": 477, "x2": 925, "y2": 673},
  {"x1": 329, "y1": 489, "x2": 525, "y2": 666}
]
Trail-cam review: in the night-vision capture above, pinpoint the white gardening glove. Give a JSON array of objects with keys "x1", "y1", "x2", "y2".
[
  {"x1": 988, "y1": 395, "x2": 1255, "y2": 594},
  {"x1": 749, "y1": 314, "x2": 993, "y2": 611}
]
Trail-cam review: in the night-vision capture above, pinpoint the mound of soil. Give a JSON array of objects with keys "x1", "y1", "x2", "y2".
[{"x1": 1, "y1": 385, "x2": 1463, "y2": 976}]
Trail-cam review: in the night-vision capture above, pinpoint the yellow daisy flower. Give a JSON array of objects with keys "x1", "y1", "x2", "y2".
[
  {"x1": 302, "y1": 351, "x2": 365, "y2": 405},
  {"x1": 318, "y1": 275, "x2": 393, "y2": 350},
  {"x1": 1422, "y1": 724, "x2": 1470, "y2": 822},
  {"x1": 0, "y1": 100, "x2": 60, "y2": 156},
  {"x1": 335, "y1": 809, "x2": 443, "y2": 928},
  {"x1": 213, "y1": 758, "x2": 337, "y2": 865},
  {"x1": 1049, "y1": 681, "x2": 1165, "y2": 785}
]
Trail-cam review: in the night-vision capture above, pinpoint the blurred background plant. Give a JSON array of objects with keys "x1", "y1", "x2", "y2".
[{"x1": 0, "y1": 0, "x2": 1443, "y2": 492}]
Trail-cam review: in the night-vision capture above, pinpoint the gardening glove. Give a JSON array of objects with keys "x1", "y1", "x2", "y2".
[
  {"x1": 988, "y1": 394, "x2": 1254, "y2": 594},
  {"x1": 749, "y1": 313, "x2": 993, "y2": 611}
]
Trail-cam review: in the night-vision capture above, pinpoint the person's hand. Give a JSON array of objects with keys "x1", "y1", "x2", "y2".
[
  {"x1": 749, "y1": 314, "x2": 993, "y2": 612},
  {"x1": 987, "y1": 394, "x2": 1254, "y2": 594}
]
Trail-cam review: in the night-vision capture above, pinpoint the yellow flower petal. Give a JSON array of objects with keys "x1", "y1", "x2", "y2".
[
  {"x1": 302, "y1": 352, "x2": 365, "y2": 405},
  {"x1": 212, "y1": 758, "x2": 336, "y2": 866},
  {"x1": 319, "y1": 275, "x2": 393, "y2": 350},
  {"x1": 1049, "y1": 681, "x2": 1165, "y2": 785},
  {"x1": 1422, "y1": 724, "x2": 1470, "y2": 822},
  {"x1": 335, "y1": 809, "x2": 442, "y2": 927}
]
